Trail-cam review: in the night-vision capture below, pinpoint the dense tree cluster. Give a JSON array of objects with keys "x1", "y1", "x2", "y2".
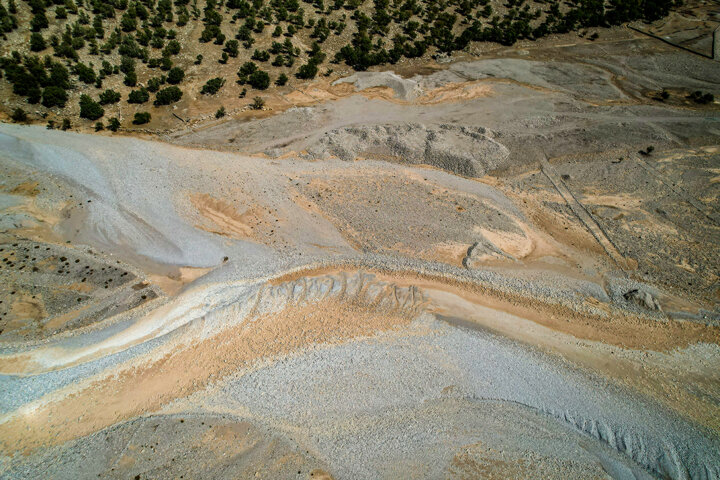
[{"x1": 2, "y1": 54, "x2": 71, "y2": 106}]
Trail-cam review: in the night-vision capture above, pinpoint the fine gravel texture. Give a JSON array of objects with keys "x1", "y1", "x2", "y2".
[
  {"x1": 1, "y1": 32, "x2": 720, "y2": 480},
  {"x1": 298, "y1": 123, "x2": 510, "y2": 177},
  {"x1": 197, "y1": 316, "x2": 718, "y2": 479}
]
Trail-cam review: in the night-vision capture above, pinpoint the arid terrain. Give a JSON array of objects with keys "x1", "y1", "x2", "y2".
[{"x1": 0, "y1": 3, "x2": 720, "y2": 479}]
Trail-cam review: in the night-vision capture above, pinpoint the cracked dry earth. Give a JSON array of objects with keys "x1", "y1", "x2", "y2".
[{"x1": 1, "y1": 32, "x2": 720, "y2": 480}]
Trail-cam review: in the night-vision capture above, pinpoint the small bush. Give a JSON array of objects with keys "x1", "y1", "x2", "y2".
[
  {"x1": 154, "y1": 85, "x2": 183, "y2": 105},
  {"x1": 200, "y1": 77, "x2": 225, "y2": 95},
  {"x1": 147, "y1": 77, "x2": 163, "y2": 92},
  {"x1": 94, "y1": 121, "x2": 104, "y2": 131},
  {"x1": 79, "y1": 94, "x2": 104, "y2": 120},
  {"x1": 248, "y1": 70, "x2": 270, "y2": 90},
  {"x1": 11, "y1": 108, "x2": 27, "y2": 122},
  {"x1": 61, "y1": 118, "x2": 71, "y2": 130},
  {"x1": 99, "y1": 89, "x2": 121, "y2": 105},
  {"x1": 688, "y1": 91, "x2": 714, "y2": 105},
  {"x1": 167, "y1": 67, "x2": 185, "y2": 84},
  {"x1": 224, "y1": 40, "x2": 239, "y2": 57},
  {"x1": 250, "y1": 96, "x2": 264, "y2": 110},
  {"x1": 236, "y1": 61, "x2": 257, "y2": 84},
  {"x1": 251, "y1": 49, "x2": 270, "y2": 62},
  {"x1": 215, "y1": 106, "x2": 226, "y2": 118},
  {"x1": 30, "y1": 33, "x2": 46, "y2": 52},
  {"x1": 42, "y1": 86, "x2": 68, "y2": 108},
  {"x1": 132, "y1": 112, "x2": 151, "y2": 124},
  {"x1": 124, "y1": 71, "x2": 137, "y2": 87},
  {"x1": 276, "y1": 73, "x2": 288, "y2": 86},
  {"x1": 107, "y1": 117, "x2": 121, "y2": 131},
  {"x1": 75, "y1": 63, "x2": 97, "y2": 84},
  {"x1": 128, "y1": 88, "x2": 150, "y2": 104}
]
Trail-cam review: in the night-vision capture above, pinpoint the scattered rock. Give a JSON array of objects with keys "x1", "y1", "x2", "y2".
[{"x1": 623, "y1": 288, "x2": 662, "y2": 311}]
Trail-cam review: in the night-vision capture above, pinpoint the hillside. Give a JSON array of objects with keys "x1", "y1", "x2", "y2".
[{"x1": 0, "y1": 0, "x2": 677, "y2": 130}]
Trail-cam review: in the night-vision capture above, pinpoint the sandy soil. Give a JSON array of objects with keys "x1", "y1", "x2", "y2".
[{"x1": 1, "y1": 18, "x2": 720, "y2": 480}]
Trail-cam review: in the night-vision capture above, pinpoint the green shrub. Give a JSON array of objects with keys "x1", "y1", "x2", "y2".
[
  {"x1": 128, "y1": 87, "x2": 150, "y2": 103},
  {"x1": 120, "y1": 56, "x2": 135, "y2": 74},
  {"x1": 132, "y1": 111, "x2": 151, "y2": 124},
  {"x1": 30, "y1": 12, "x2": 48, "y2": 32},
  {"x1": 251, "y1": 49, "x2": 270, "y2": 61},
  {"x1": 236, "y1": 61, "x2": 257, "y2": 84},
  {"x1": 215, "y1": 106, "x2": 226, "y2": 118},
  {"x1": 250, "y1": 96, "x2": 264, "y2": 109},
  {"x1": 98, "y1": 89, "x2": 121, "y2": 105},
  {"x1": 124, "y1": 71, "x2": 137, "y2": 86},
  {"x1": 200, "y1": 77, "x2": 225, "y2": 95},
  {"x1": 248, "y1": 70, "x2": 270, "y2": 90},
  {"x1": 296, "y1": 61, "x2": 318, "y2": 79},
  {"x1": 167, "y1": 67, "x2": 184, "y2": 84},
  {"x1": 276, "y1": 73, "x2": 288, "y2": 86},
  {"x1": 30, "y1": 33, "x2": 46, "y2": 52},
  {"x1": 79, "y1": 94, "x2": 104, "y2": 120},
  {"x1": 224, "y1": 40, "x2": 239, "y2": 57},
  {"x1": 147, "y1": 76, "x2": 163, "y2": 92},
  {"x1": 107, "y1": 117, "x2": 121, "y2": 131},
  {"x1": 154, "y1": 85, "x2": 183, "y2": 104},
  {"x1": 74, "y1": 63, "x2": 97, "y2": 84},
  {"x1": 11, "y1": 107, "x2": 27, "y2": 122},
  {"x1": 41, "y1": 86, "x2": 68, "y2": 108},
  {"x1": 163, "y1": 39, "x2": 181, "y2": 56}
]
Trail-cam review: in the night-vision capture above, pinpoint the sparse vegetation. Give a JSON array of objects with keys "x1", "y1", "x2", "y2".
[
  {"x1": 687, "y1": 91, "x2": 714, "y2": 105},
  {"x1": 99, "y1": 89, "x2": 121, "y2": 105},
  {"x1": 11, "y1": 107, "x2": 27, "y2": 122},
  {"x1": 215, "y1": 106, "x2": 226, "y2": 118},
  {"x1": 251, "y1": 96, "x2": 265, "y2": 110},
  {"x1": 107, "y1": 117, "x2": 121, "y2": 132},
  {"x1": 0, "y1": 0, "x2": 683, "y2": 128},
  {"x1": 638, "y1": 145, "x2": 655, "y2": 156}
]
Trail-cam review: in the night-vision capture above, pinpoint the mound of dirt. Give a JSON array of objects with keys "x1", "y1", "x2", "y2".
[
  {"x1": 332, "y1": 72, "x2": 422, "y2": 101},
  {"x1": 301, "y1": 123, "x2": 510, "y2": 177}
]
